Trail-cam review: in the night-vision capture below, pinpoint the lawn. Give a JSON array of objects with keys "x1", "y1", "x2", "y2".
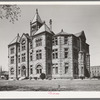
[{"x1": 0, "y1": 79, "x2": 100, "y2": 91}]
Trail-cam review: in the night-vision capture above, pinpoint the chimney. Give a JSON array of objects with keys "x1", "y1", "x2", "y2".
[{"x1": 49, "y1": 19, "x2": 52, "y2": 31}]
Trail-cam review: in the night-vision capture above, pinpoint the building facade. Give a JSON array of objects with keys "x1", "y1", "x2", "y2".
[
  {"x1": 8, "y1": 9, "x2": 90, "y2": 80},
  {"x1": 90, "y1": 66, "x2": 100, "y2": 78}
]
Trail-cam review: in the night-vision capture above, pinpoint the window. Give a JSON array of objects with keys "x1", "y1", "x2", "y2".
[
  {"x1": 22, "y1": 53, "x2": 26, "y2": 62},
  {"x1": 65, "y1": 63, "x2": 69, "y2": 74},
  {"x1": 52, "y1": 49, "x2": 58, "y2": 59},
  {"x1": 52, "y1": 63, "x2": 58, "y2": 74},
  {"x1": 64, "y1": 48, "x2": 68, "y2": 58},
  {"x1": 18, "y1": 45, "x2": 20, "y2": 52},
  {"x1": 10, "y1": 68, "x2": 14, "y2": 75},
  {"x1": 81, "y1": 67, "x2": 84, "y2": 75},
  {"x1": 36, "y1": 50, "x2": 42, "y2": 60},
  {"x1": 48, "y1": 63, "x2": 51, "y2": 74},
  {"x1": 52, "y1": 37, "x2": 58, "y2": 45},
  {"x1": 36, "y1": 65, "x2": 42, "y2": 74},
  {"x1": 10, "y1": 48, "x2": 14, "y2": 54},
  {"x1": 74, "y1": 63, "x2": 78, "y2": 74},
  {"x1": 64, "y1": 36, "x2": 68, "y2": 44},
  {"x1": 55, "y1": 67, "x2": 58, "y2": 74},
  {"x1": 18, "y1": 55, "x2": 20, "y2": 63},
  {"x1": 18, "y1": 67, "x2": 20, "y2": 75},
  {"x1": 30, "y1": 42, "x2": 32, "y2": 49},
  {"x1": 30, "y1": 52, "x2": 33, "y2": 61},
  {"x1": 10, "y1": 56, "x2": 14, "y2": 64},
  {"x1": 36, "y1": 38, "x2": 42, "y2": 47},
  {"x1": 30, "y1": 65, "x2": 33, "y2": 74},
  {"x1": 22, "y1": 45, "x2": 26, "y2": 51},
  {"x1": 21, "y1": 39, "x2": 26, "y2": 51}
]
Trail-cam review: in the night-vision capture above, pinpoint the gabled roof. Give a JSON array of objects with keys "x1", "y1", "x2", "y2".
[
  {"x1": 19, "y1": 33, "x2": 30, "y2": 42},
  {"x1": 31, "y1": 9, "x2": 42, "y2": 24},
  {"x1": 9, "y1": 33, "x2": 20, "y2": 45},
  {"x1": 55, "y1": 29, "x2": 71, "y2": 36},
  {"x1": 74, "y1": 30, "x2": 86, "y2": 40},
  {"x1": 34, "y1": 23, "x2": 53, "y2": 35}
]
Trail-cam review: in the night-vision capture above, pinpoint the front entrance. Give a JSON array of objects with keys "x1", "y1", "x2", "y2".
[{"x1": 21, "y1": 66, "x2": 26, "y2": 77}]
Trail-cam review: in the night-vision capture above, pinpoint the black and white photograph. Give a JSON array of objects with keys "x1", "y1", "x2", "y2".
[{"x1": 0, "y1": 1, "x2": 100, "y2": 98}]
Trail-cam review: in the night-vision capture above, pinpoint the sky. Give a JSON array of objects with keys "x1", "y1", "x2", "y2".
[{"x1": 0, "y1": 4, "x2": 100, "y2": 71}]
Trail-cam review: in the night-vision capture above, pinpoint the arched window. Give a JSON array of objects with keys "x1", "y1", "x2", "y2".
[
  {"x1": 36, "y1": 65, "x2": 42, "y2": 74},
  {"x1": 10, "y1": 68, "x2": 14, "y2": 75}
]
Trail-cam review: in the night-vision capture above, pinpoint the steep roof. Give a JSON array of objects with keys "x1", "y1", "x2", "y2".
[
  {"x1": 74, "y1": 30, "x2": 86, "y2": 40},
  {"x1": 55, "y1": 29, "x2": 71, "y2": 36},
  {"x1": 34, "y1": 23, "x2": 53, "y2": 35},
  {"x1": 31, "y1": 9, "x2": 42, "y2": 24},
  {"x1": 9, "y1": 33, "x2": 20, "y2": 45}
]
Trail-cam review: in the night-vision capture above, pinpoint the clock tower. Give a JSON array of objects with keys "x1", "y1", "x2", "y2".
[{"x1": 30, "y1": 9, "x2": 43, "y2": 36}]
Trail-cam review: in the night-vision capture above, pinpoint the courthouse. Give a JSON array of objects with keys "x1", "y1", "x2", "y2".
[{"x1": 8, "y1": 9, "x2": 90, "y2": 80}]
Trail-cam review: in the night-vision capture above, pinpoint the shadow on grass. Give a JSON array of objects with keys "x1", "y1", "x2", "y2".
[{"x1": 0, "y1": 86, "x2": 74, "y2": 91}]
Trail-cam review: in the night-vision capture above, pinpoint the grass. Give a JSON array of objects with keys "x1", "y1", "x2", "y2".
[{"x1": 0, "y1": 79, "x2": 100, "y2": 91}]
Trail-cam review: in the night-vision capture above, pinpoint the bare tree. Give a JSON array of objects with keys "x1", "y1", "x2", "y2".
[{"x1": 0, "y1": 5, "x2": 21, "y2": 23}]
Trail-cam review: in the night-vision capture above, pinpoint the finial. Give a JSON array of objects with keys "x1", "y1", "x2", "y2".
[
  {"x1": 36, "y1": 9, "x2": 38, "y2": 14},
  {"x1": 49, "y1": 19, "x2": 52, "y2": 24},
  {"x1": 17, "y1": 33, "x2": 19, "y2": 37},
  {"x1": 61, "y1": 29, "x2": 63, "y2": 32}
]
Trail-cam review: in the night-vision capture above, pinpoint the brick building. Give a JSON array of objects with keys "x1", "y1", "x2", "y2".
[{"x1": 8, "y1": 9, "x2": 90, "y2": 80}]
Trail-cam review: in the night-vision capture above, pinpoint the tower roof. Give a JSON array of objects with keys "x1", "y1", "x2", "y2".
[
  {"x1": 55, "y1": 29, "x2": 71, "y2": 36},
  {"x1": 34, "y1": 23, "x2": 53, "y2": 35},
  {"x1": 9, "y1": 33, "x2": 20, "y2": 46},
  {"x1": 31, "y1": 9, "x2": 42, "y2": 24}
]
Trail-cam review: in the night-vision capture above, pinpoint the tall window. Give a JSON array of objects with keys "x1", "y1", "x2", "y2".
[
  {"x1": 30, "y1": 52, "x2": 33, "y2": 61},
  {"x1": 22, "y1": 44, "x2": 26, "y2": 51},
  {"x1": 65, "y1": 63, "x2": 69, "y2": 74},
  {"x1": 52, "y1": 37, "x2": 58, "y2": 45},
  {"x1": 30, "y1": 42, "x2": 32, "y2": 49},
  {"x1": 10, "y1": 68, "x2": 14, "y2": 75},
  {"x1": 64, "y1": 36, "x2": 68, "y2": 44},
  {"x1": 18, "y1": 67, "x2": 20, "y2": 75},
  {"x1": 52, "y1": 49, "x2": 58, "y2": 59},
  {"x1": 55, "y1": 67, "x2": 58, "y2": 74},
  {"x1": 36, "y1": 38, "x2": 42, "y2": 47},
  {"x1": 18, "y1": 45, "x2": 20, "y2": 52},
  {"x1": 30, "y1": 65, "x2": 33, "y2": 74},
  {"x1": 52, "y1": 63, "x2": 58, "y2": 74},
  {"x1": 21, "y1": 39, "x2": 26, "y2": 51},
  {"x1": 64, "y1": 48, "x2": 68, "y2": 58},
  {"x1": 10, "y1": 56, "x2": 14, "y2": 64},
  {"x1": 74, "y1": 63, "x2": 78, "y2": 74},
  {"x1": 22, "y1": 53, "x2": 26, "y2": 62},
  {"x1": 36, "y1": 50, "x2": 42, "y2": 60},
  {"x1": 36, "y1": 65, "x2": 42, "y2": 74},
  {"x1": 18, "y1": 55, "x2": 20, "y2": 63},
  {"x1": 10, "y1": 48, "x2": 14, "y2": 54}
]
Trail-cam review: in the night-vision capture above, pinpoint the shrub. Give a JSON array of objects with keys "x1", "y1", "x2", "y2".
[{"x1": 40, "y1": 73, "x2": 46, "y2": 80}]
